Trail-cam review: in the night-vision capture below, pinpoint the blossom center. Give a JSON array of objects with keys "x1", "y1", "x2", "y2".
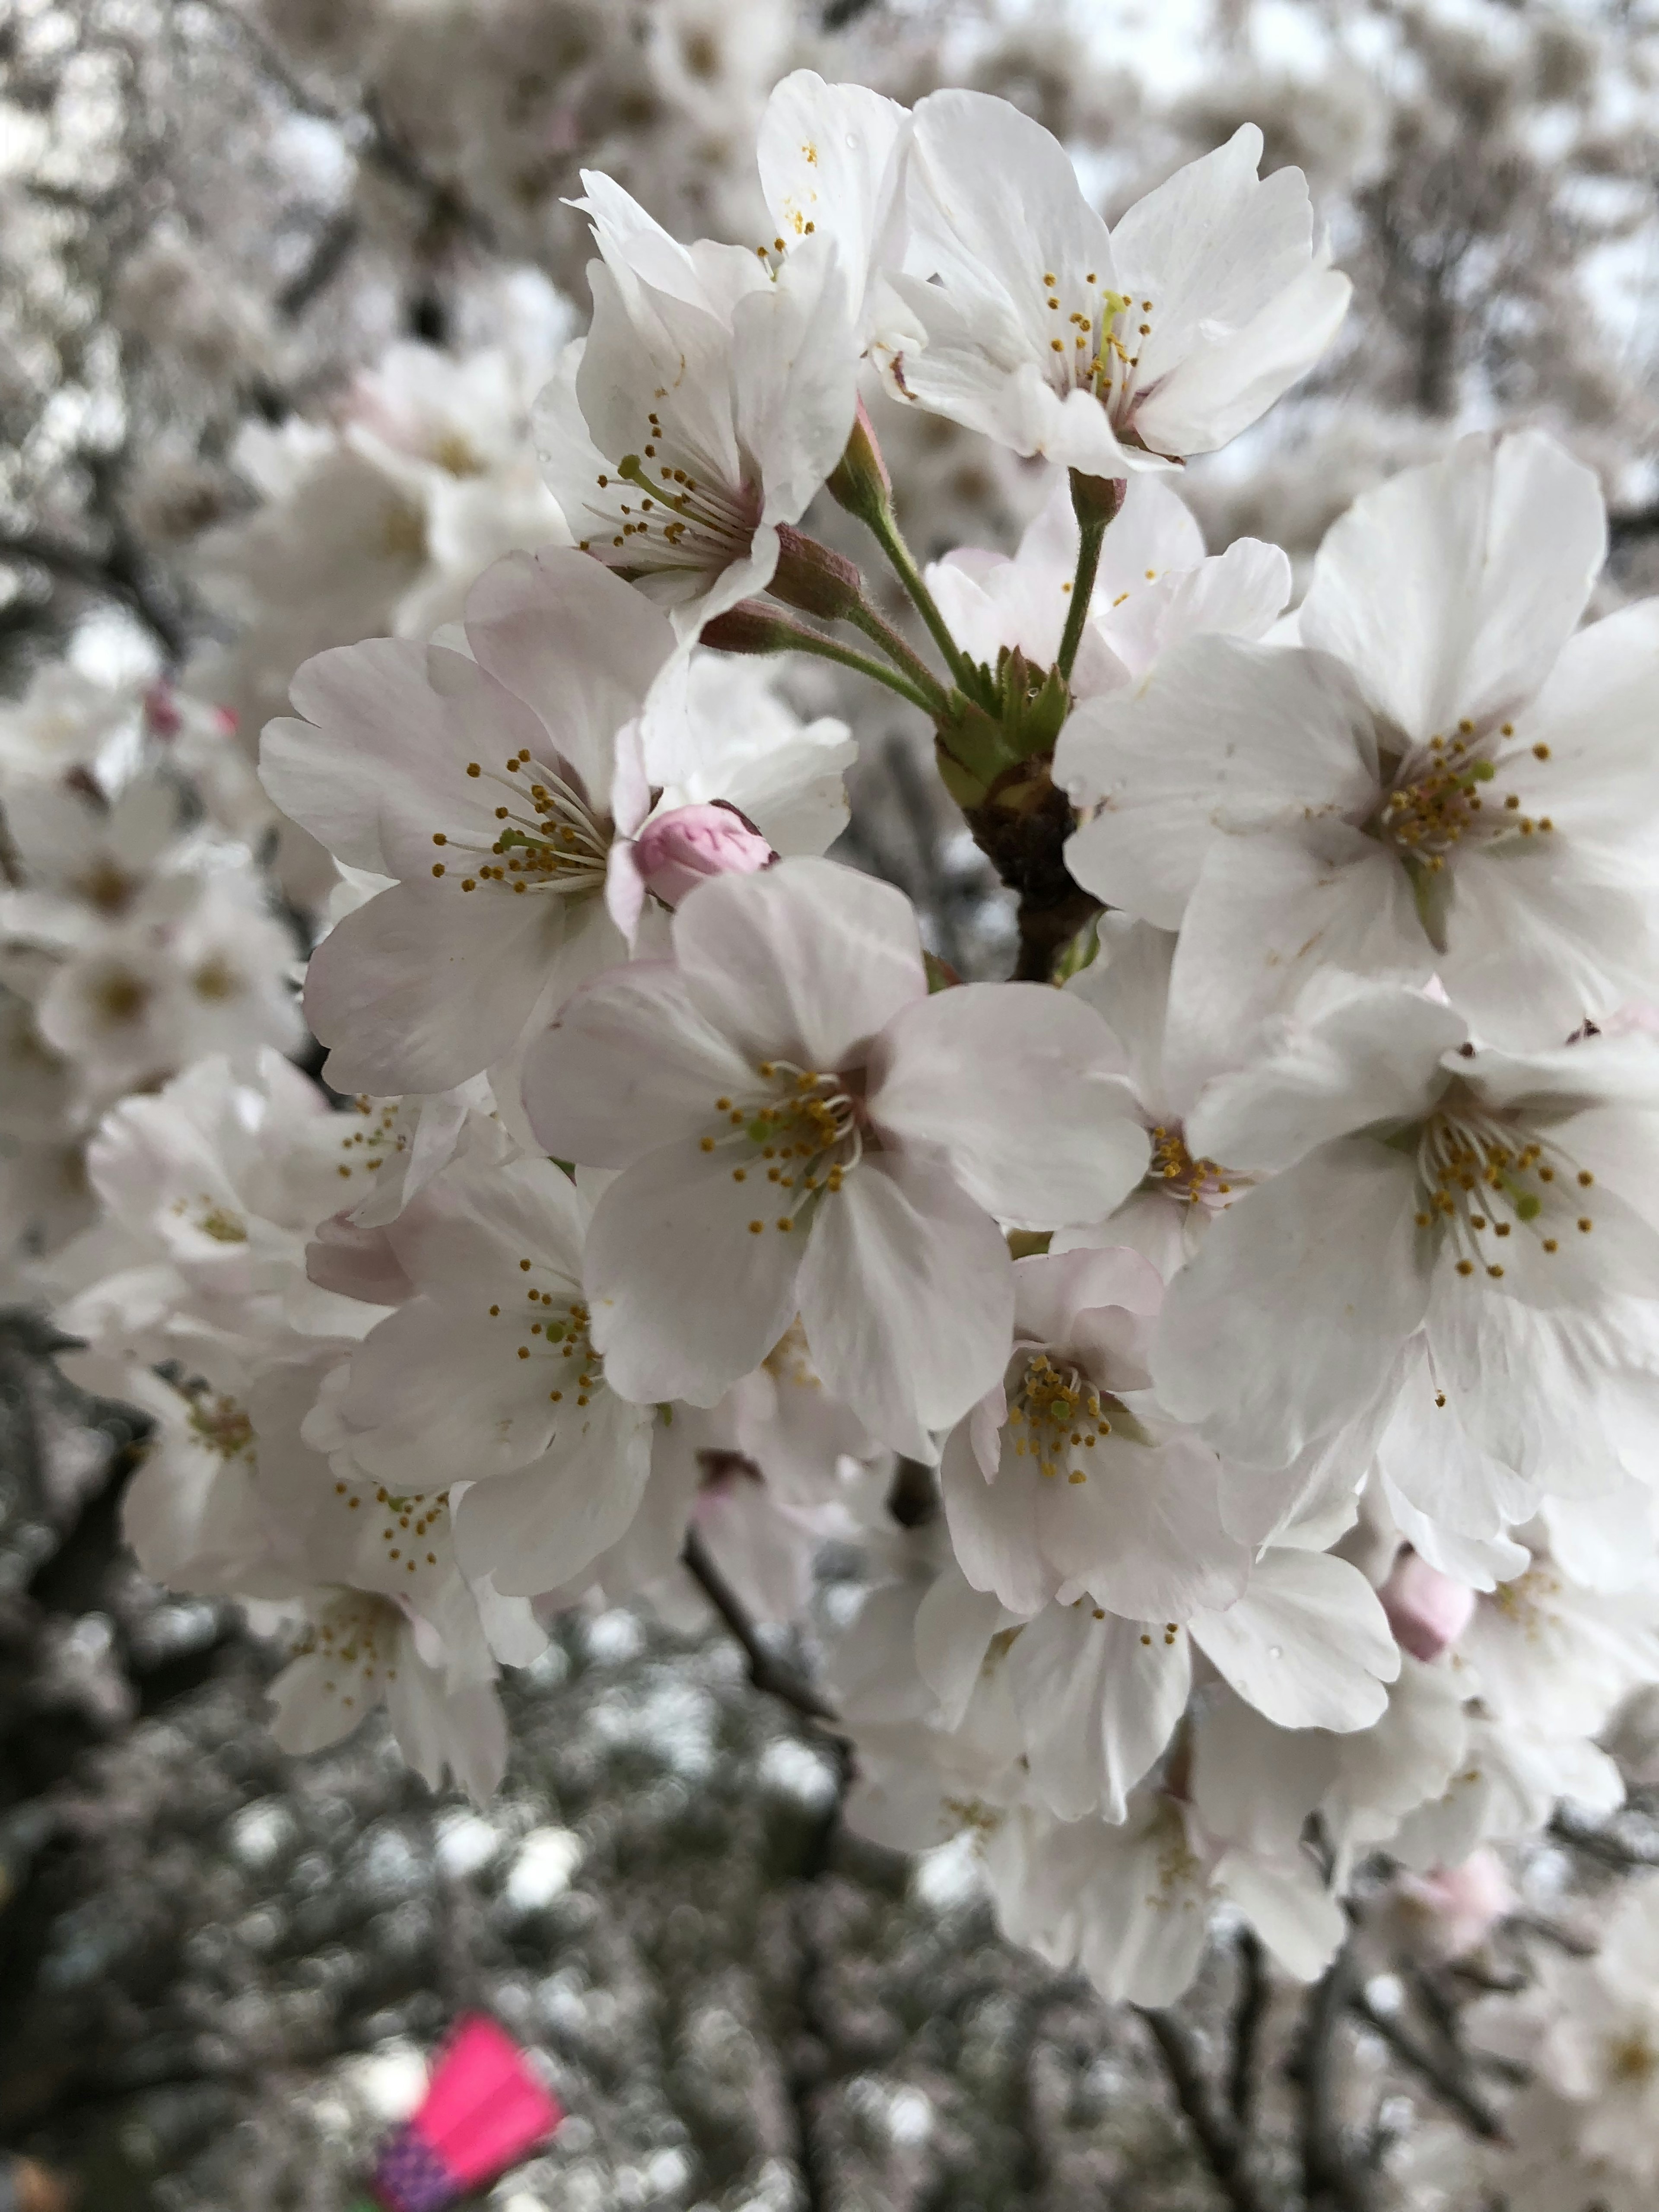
[
  {"x1": 326, "y1": 1460, "x2": 451, "y2": 1580},
  {"x1": 187, "y1": 1391, "x2": 254, "y2": 1458},
  {"x1": 332, "y1": 1096, "x2": 408, "y2": 1191},
  {"x1": 1413, "y1": 1098, "x2": 1595, "y2": 1281},
  {"x1": 1374, "y1": 723, "x2": 1554, "y2": 874},
  {"x1": 292, "y1": 1591, "x2": 402, "y2": 1708},
  {"x1": 488, "y1": 1268, "x2": 605, "y2": 1411},
  {"x1": 438, "y1": 748, "x2": 611, "y2": 899},
  {"x1": 1007, "y1": 1348, "x2": 1113, "y2": 1484},
  {"x1": 700, "y1": 1062, "x2": 863, "y2": 1236},
  {"x1": 1147, "y1": 1123, "x2": 1235, "y2": 1210},
  {"x1": 1037, "y1": 268, "x2": 1158, "y2": 433},
  {"x1": 1607, "y1": 2028, "x2": 1659, "y2": 2084},
  {"x1": 575, "y1": 411, "x2": 762, "y2": 572}
]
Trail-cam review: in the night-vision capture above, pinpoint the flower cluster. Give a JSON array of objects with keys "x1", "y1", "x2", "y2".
[
  {"x1": 0, "y1": 667, "x2": 295, "y2": 1286},
  {"x1": 15, "y1": 73, "x2": 1659, "y2": 2055}
]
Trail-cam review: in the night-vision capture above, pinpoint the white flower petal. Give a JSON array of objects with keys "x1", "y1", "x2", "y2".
[
  {"x1": 672, "y1": 857, "x2": 925, "y2": 1072},
  {"x1": 1300, "y1": 429, "x2": 1605, "y2": 740},
  {"x1": 1154, "y1": 1138, "x2": 1430, "y2": 1466},
  {"x1": 872, "y1": 982, "x2": 1148, "y2": 1229},
  {"x1": 585, "y1": 1138, "x2": 805, "y2": 1408},
  {"x1": 796, "y1": 1151, "x2": 1013, "y2": 1456},
  {"x1": 1058, "y1": 638, "x2": 1378, "y2": 929},
  {"x1": 524, "y1": 961, "x2": 756, "y2": 1167},
  {"x1": 1007, "y1": 1603, "x2": 1192, "y2": 1821},
  {"x1": 1190, "y1": 1548, "x2": 1399, "y2": 1732}
]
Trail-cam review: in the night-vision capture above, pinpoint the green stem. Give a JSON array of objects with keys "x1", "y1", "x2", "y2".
[
  {"x1": 862, "y1": 502, "x2": 986, "y2": 702},
  {"x1": 843, "y1": 599, "x2": 952, "y2": 714},
  {"x1": 1057, "y1": 469, "x2": 1123, "y2": 682},
  {"x1": 782, "y1": 624, "x2": 940, "y2": 714},
  {"x1": 1057, "y1": 515, "x2": 1106, "y2": 681}
]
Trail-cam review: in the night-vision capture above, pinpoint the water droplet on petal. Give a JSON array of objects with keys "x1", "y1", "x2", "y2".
[{"x1": 1268, "y1": 1645, "x2": 1283, "y2": 1661}]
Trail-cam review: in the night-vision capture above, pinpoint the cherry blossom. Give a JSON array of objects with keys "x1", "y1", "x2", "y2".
[
  {"x1": 925, "y1": 471, "x2": 1289, "y2": 702},
  {"x1": 1060, "y1": 432, "x2": 1657, "y2": 1069},
  {"x1": 1153, "y1": 975, "x2": 1659, "y2": 1472},
  {"x1": 534, "y1": 172, "x2": 857, "y2": 638},
  {"x1": 874, "y1": 96, "x2": 1350, "y2": 476},
  {"x1": 524, "y1": 857, "x2": 1148, "y2": 1454}
]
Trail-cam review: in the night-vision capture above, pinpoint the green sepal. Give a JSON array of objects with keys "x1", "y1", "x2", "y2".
[{"x1": 1403, "y1": 854, "x2": 1452, "y2": 954}]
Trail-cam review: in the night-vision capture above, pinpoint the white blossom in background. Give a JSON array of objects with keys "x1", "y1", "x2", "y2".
[
  {"x1": 874, "y1": 96, "x2": 1350, "y2": 476},
  {"x1": 192, "y1": 326, "x2": 572, "y2": 747},
  {"x1": 925, "y1": 470, "x2": 1290, "y2": 701}
]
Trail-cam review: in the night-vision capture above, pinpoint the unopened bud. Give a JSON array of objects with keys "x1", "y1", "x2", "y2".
[
  {"x1": 1394, "y1": 1848, "x2": 1515, "y2": 1960},
  {"x1": 636, "y1": 802, "x2": 775, "y2": 908},
  {"x1": 144, "y1": 681, "x2": 182, "y2": 738},
  {"x1": 769, "y1": 525, "x2": 864, "y2": 622},
  {"x1": 698, "y1": 601, "x2": 809, "y2": 655},
  {"x1": 1071, "y1": 469, "x2": 1125, "y2": 530},
  {"x1": 826, "y1": 398, "x2": 892, "y2": 523},
  {"x1": 1379, "y1": 1549, "x2": 1475, "y2": 1662}
]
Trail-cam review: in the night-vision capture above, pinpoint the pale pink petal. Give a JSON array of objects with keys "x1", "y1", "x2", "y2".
[
  {"x1": 672, "y1": 857, "x2": 925, "y2": 1071},
  {"x1": 1058, "y1": 638, "x2": 1379, "y2": 929},
  {"x1": 584, "y1": 1138, "x2": 805, "y2": 1406},
  {"x1": 1007, "y1": 1604, "x2": 1192, "y2": 1820},
  {"x1": 796, "y1": 1151, "x2": 1013, "y2": 1456},
  {"x1": 1189, "y1": 1549, "x2": 1399, "y2": 1732},
  {"x1": 307, "y1": 878, "x2": 566, "y2": 1096},
  {"x1": 523, "y1": 962, "x2": 756, "y2": 1166},
  {"x1": 1300, "y1": 430, "x2": 1605, "y2": 741},
  {"x1": 1153, "y1": 1138, "x2": 1430, "y2": 1466},
  {"x1": 452, "y1": 1387, "x2": 656, "y2": 1596},
  {"x1": 871, "y1": 982, "x2": 1149, "y2": 1229},
  {"x1": 463, "y1": 546, "x2": 675, "y2": 802}
]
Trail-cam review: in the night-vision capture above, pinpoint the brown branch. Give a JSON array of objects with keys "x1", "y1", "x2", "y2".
[
  {"x1": 681, "y1": 1526, "x2": 842, "y2": 1728},
  {"x1": 0, "y1": 529, "x2": 188, "y2": 662},
  {"x1": 1550, "y1": 1806, "x2": 1659, "y2": 1869},
  {"x1": 1347, "y1": 1990, "x2": 1507, "y2": 2143},
  {"x1": 1297, "y1": 1942, "x2": 1381, "y2": 2212},
  {"x1": 963, "y1": 768, "x2": 1100, "y2": 982},
  {"x1": 1229, "y1": 1927, "x2": 1270, "y2": 2130},
  {"x1": 1135, "y1": 2006, "x2": 1274, "y2": 2212}
]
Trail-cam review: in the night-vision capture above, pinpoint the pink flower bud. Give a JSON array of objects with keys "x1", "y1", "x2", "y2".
[
  {"x1": 144, "y1": 682, "x2": 182, "y2": 738},
  {"x1": 1397, "y1": 1848, "x2": 1515, "y2": 1959},
  {"x1": 1379, "y1": 1549, "x2": 1476, "y2": 1662},
  {"x1": 635, "y1": 803, "x2": 775, "y2": 909}
]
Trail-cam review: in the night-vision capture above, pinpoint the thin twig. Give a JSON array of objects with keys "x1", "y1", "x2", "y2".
[
  {"x1": 1347, "y1": 1991, "x2": 1507, "y2": 2143},
  {"x1": 1135, "y1": 2006, "x2": 1274, "y2": 2212},
  {"x1": 0, "y1": 529, "x2": 188, "y2": 661},
  {"x1": 844, "y1": 597, "x2": 951, "y2": 715},
  {"x1": 860, "y1": 500, "x2": 986, "y2": 703},
  {"x1": 1229, "y1": 1927, "x2": 1270, "y2": 2130},
  {"x1": 1055, "y1": 518, "x2": 1104, "y2": 681},
  {"x1": 1550, "y1": 1807, "x2": 1659, "y2": 1869},
  {"x1": 1297, "y1": 1942, "x2": 1379, "y2": 2212},
  {"x1": 682, "y1": 1526, "x2": 842, "y2": 1727},
  {"x1": 278, "y1": 208, "x2": 360, "y2": 319}
]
